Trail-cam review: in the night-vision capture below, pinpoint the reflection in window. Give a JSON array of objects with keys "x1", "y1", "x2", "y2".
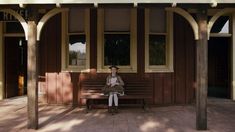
[
  {"x1": 211, "y1": 16, "x2": 229, "y2": 33},
  {"x1": 149, "y1": 35, "x2": 166, "y2": 65},
  {"x1": 69, "y1": 35, "x2": 86, "y2": 66},
  {"x1": 104, "y1": 34, "x2": 130, "y2": 66}
]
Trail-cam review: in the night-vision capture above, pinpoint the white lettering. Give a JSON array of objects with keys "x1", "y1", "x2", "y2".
[{"x1": 3, "y1": 12, "x2": 9, "y2": 21}]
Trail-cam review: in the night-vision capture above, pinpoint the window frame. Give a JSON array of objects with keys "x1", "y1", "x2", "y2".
[
  {"x1": 145, "y1": 8, "x2": 174, "y2": 73},
  {"x1": 97, "y1": 8, "x2": 137, "y2": 73},
  {"x1": 61, "y1": 8, "x2": 90, "y2": 72}
]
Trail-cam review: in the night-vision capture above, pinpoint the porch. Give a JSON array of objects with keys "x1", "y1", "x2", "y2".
[{"x1": 0, "y1": 96, "x2": 235, "y2": 132}]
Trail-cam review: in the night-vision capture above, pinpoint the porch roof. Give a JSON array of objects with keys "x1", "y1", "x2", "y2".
[{"x1": 0, "y1": 0, "x2": 234, "y2": 5}]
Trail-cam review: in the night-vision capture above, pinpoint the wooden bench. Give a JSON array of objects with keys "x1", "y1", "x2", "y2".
[{"x1": 80, "y1": 80, "x2": 152, "y2": 112}]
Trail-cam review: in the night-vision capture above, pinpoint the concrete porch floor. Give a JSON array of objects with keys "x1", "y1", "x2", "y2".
[{"x1": 0, "y1": 97, "x2": 235, "y2": 132}]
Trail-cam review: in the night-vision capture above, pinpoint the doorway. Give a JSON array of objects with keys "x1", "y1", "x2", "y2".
[
  {"x1": 5, "y1": 37, "x2": 27, "y2": 98},
  {"x1": 208, "y1": 37, "x2": 231, "y2": 98}
]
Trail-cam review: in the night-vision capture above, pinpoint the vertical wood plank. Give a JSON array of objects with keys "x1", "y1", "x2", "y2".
[
  {"x1": 27, "y1": 21, "x2": 38, "y2": 129},
  {"x1": 90, "y1": 8, "x2": 97, "y2": 69},
  {"x1": 196, "y1": 10, "x2": 208, "y2": 130},
  {"x1": 154, "y1": 74, "x2": 163, "y2": 104},
  {"x1": 57, "y1": 73, "x2": 63, "y2": 104},
  {"x1": 174, "y1": 14, "x2": 186, "y2": 104},
  {"x1": 185, "y1": 22, "x2": 196, "y2": 103},
  {"x1": 164, "y1": 73, "x2": 173, "y2": 104}
]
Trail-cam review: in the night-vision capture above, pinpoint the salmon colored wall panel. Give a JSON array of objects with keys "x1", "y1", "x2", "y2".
[
  {"x1": 46, "y1": 73, "x2": 57, "y2": 104},
  {"x1": 62, "y1": 72, "x2": 73, "y2": 104},
  {"x1": 38, "y1": 81, "x2": 47, "y2": 103},
  {"x1": 56, "y1": 73, "x2": 63, "y2": 104}
]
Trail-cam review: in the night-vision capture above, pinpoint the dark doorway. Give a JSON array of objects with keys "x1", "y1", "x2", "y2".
[
  {"x1": 208, "y1": 37, "x2": 231, "y2": 98},
  {"x1": 5, "y1": 37, "x2": 27, "y2": 98}
]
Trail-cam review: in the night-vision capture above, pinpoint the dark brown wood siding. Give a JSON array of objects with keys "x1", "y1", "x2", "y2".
[{"x1": 39, "y1": 8, "x2": 196, "y2": 105}]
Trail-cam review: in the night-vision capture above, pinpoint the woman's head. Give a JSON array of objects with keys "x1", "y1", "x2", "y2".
[{"x1": 109, "y1": 65, "x2": 119, "y2": 75}]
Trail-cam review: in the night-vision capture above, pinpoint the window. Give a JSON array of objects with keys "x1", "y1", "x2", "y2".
[
  {"x1": 5, "y1": 22, "x2": 24, "y2": 33},
  {"x1": 104, "y1": 34, "x2": 130, "y2": 66},
  {"x1": 145, "y1": 8, "x2": 173, "y2": 72},
  {"x1": 61, "y1": 8, "x2": 90, "y2": 72},
  {"x1": 97, "y1": 8, "x2": 137, "y2": 73},
  {"x1": 210, "y1": 16, "x2": 231, "y2": 37}
]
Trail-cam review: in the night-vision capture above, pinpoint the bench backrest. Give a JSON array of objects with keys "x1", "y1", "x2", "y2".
[{"x1": 81, "y1": 80, "x2": 153, "y2": 97}]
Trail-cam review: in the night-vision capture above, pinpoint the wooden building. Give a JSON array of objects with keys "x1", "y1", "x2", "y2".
[{"x1": 0, "y1": 0, "x2": 235, "y2": 130}]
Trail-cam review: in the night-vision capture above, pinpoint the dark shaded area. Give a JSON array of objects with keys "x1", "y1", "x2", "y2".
[
  {"x1": 149, "y1": 35, "x2": 166, "y2": 65},
  {"x1": 5, "y1": 22, "x2": 24, "y2": 33},
  {"x1": 104, "y1": 34, "x2": 130, "y2": 66},
  {"x1": 208, "y1": 37, "x2": 230, "y2": 98},
  {"x1": 5, "y1": 37, "x2": 27, "y2": 98},
  {"x1": 69, "y1": 35, "x2": 86, "y2": 44}
]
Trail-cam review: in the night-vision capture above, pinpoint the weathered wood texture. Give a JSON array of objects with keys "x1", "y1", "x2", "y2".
[
  {"x1": 39, "y1": 9, "x2": 196, "y2": 105},
  {"x1": 27, "y1": 21, "x2": 38, "y2": 129},
  {"x1": 196, "y1": 10, "x2": 208, "y2": 130}
]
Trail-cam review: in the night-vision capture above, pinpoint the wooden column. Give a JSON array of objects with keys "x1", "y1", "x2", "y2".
[
  {"x1": 0, "y1": 22, "x2": 4, "y2": 100},
  {"x1": 27, "y1": 21, "x2": 38, "y2": 129},
  {"x1": 232, "y1": 12, "x2": 235, "y2": 100},
  {"x1": 196, "y1": 9, "x2": 208, "y2": 130}
]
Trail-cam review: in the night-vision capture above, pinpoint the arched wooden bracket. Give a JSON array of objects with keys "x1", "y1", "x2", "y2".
[
  {"x1": 166, "y1": 7, "x2": 199, "y2": 40},
  {"x1": 208, "y1": 8, "x2": 235, "y2": 40},
  {"x1": 37, "y1": 8, "x2": 69, "y2": 41},
  {"x1": 0, "y1": 9, "x2": 28, "y2": 40}
]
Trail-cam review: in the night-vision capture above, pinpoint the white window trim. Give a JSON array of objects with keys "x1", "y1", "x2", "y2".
[
  {"x1": 97, "y1": 8, "x2": 137, "y2": 73},
  {"x1": 145, "y1": 8, "x2": 174, "y2": 73},
  {"x1": 61, "y1": 8, "x2": 90, "y2": 73}
]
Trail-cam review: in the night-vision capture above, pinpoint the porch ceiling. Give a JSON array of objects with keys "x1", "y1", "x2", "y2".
[{"x1": 0, "y1": 0, "x2": 234, "y2": 5}]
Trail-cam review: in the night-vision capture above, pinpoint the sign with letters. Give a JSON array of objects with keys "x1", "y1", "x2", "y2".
[{"x1": 0, "y1": 9, "x2": 28, "y2": 21}]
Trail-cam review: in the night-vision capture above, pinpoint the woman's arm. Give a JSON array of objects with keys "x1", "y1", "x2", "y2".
[
  {"x1": 117, "y1": 76, "x2": 124, "y2": 86},
  {"x1": 106, "y1": 75, "x2": 111, "y2": 86}
]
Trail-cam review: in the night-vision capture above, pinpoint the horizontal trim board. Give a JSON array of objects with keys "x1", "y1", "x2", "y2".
[{"x1": 0, "y1": 0, "x2": 235, "y2": 5}]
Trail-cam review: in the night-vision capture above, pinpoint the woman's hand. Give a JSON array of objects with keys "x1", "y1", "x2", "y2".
[{"x1": 111, "y1": 82, "x2": 119, "y2": 87}]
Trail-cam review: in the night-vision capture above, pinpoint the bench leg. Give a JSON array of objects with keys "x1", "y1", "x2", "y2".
[
  {"x1": 86, "y1": 99, "x2": 90, "y2": 113},
  {"x1": 142, "y1": 99, "x2": 147, "y2": 111}
]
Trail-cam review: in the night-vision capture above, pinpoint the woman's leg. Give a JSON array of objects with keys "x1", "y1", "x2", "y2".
[
  {"x1": 113, "y1": 94, "x2": 119, "y2": 113},
  {"x1": 108, "y1": 94, "x2": 113, "y2": 107},
  {"x1": 113, "y1": 94, "x2": 118, "y2": 106}
]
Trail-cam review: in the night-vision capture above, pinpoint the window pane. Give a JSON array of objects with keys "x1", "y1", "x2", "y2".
[
  {"x1": 69, "y1": 35, "x2": 86, "y2": 66},
  {"x1": 104, "y1": 8, "x2": 130, "y2": 31},
  {"x1": 5, "y1": 22, "x2": 24, "y2": 33},
  {"x1": 69, "y1": 8, "x2": 85, "y2": 33},
  {"x1": 149, "y1": 35, "x2": 166, "y2": 65},
  {"x1": 104, "y1": 34, "x2": 130, "y2": 66},
  {"x1": 149, "y1": 8, "x2": 166, "y2": 33},
  {"x1": 211, "y1": 16, "x2": 229, "y2": 33}
]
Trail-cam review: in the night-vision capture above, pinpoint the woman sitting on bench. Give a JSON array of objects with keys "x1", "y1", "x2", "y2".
[{"x1": 102, "y1": 65, "x2": 124, "y2": 114}]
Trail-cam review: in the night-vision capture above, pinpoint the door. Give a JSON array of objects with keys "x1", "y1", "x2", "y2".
[
  {"x1": 208, "y1": 37, "x2": 231, "y2": 98},
  {"x1": 5, "y1": 37, "x2": 27, "y2": 98}
]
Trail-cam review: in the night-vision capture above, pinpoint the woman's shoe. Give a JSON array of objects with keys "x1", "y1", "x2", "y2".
[
  {"x1": 114, "y1": 106, "x2": 118, "y2": 113},
  {"x1": 108, "y1": 106, "x2": 112, "y2": 113}
]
